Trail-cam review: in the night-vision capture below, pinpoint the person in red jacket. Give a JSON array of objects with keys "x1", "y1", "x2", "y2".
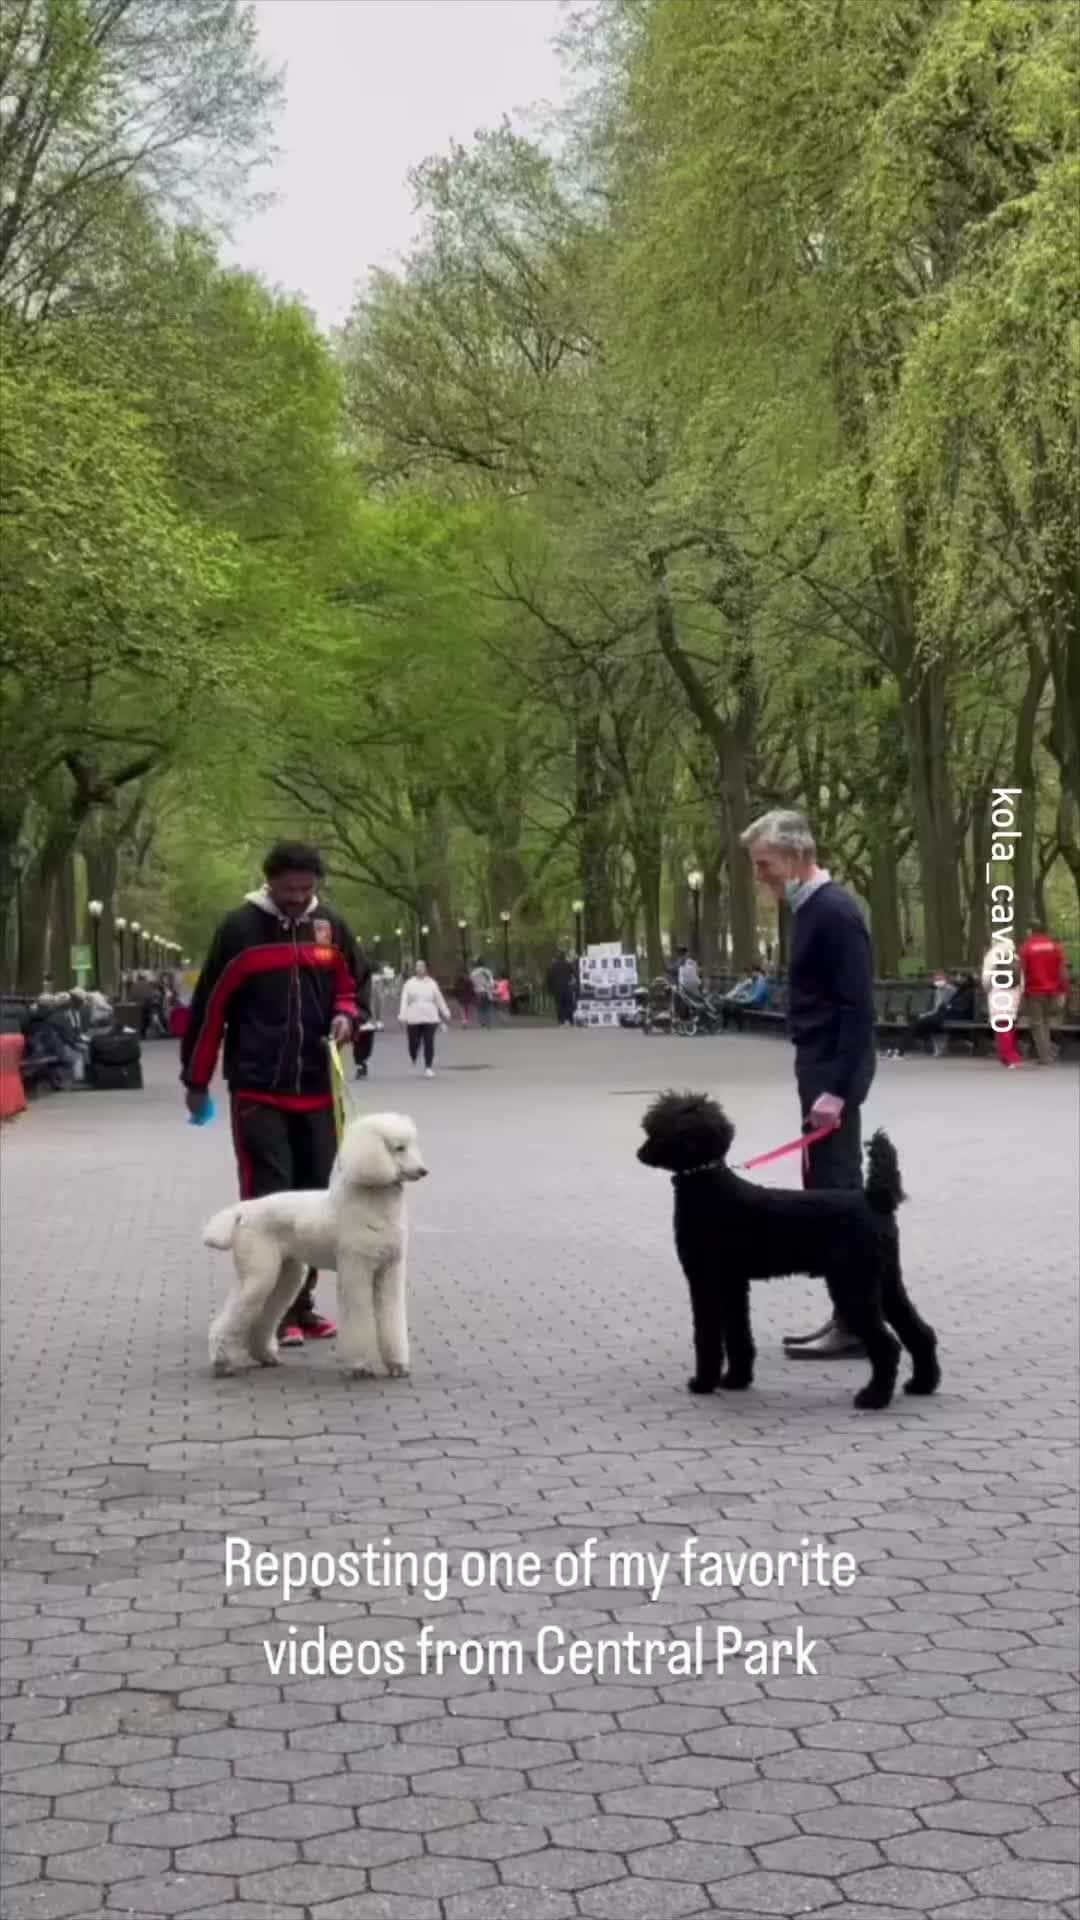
[
  {"x1": 182, "y1": 842, "x2": 369, "y2": 1343},
  {"x1": 1018, "y1": 923, "x2": 1070, "y2": 1066}
]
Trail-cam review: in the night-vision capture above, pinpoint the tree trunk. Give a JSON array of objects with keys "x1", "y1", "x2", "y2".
[
  {"x1": 629, "y1": 830, "x2": 663, "y2": 977},
  {"x1": 0, "y1": 800, "x2": 28, "y2": 985},
  {"x1": 1055, "y1": 789, "x2": 1080, "y2": 946},
  {"x1": 723, "y1": 797, "x2": 757, "y2": 971},
  {"x1": 1008, "y1": 640, "x2": 1049, "y2": 944},
  {"x1": 51, "y1": 853, "x2": 77, "y2": 984},
  {"x1": 966, "y1": 791, "x2": 990, "y2": 969},
  {"x1": 19, "y1": 824, "x2": 78, "y2": 990},
  {"x1": 575, "y1": 716, "x2": 616, "y2": 941},
  {"x1": 866, "y1": 823, "x2": 902, "y2": 976},
  {"x1": 900, "y1": 653, "x2": 964, "y2": 966},
  {"x1": 83, "y1": 838, "x2": 120, "y2": 992}
]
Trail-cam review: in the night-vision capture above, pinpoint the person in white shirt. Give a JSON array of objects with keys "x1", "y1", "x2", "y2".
[
  {"x1": 470, "y1": 960, "x2": 496, "y2": 1028},
  {"x1": 398, "y1": 960, "x2": 451, "y2": 1075},
  {"x1": 677, "y1": 953, "x2": 702, "y2": 995}
]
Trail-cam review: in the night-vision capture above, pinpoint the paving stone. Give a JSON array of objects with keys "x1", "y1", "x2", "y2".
[
  {"x1": 630, "y1": 1839, "x2": 754, "y2": 1882},
  {"x1": 304, "y1": 1828, "x2": 425, "y2": 1868},
  {"x1": 312, "y1": 1899, "x2": 440, "y2": 1920},
  {"x1": 883, "y1": 1828, "x2": 1010, "y2": 1871},
  {"x1": 426, "y1": 1822, "x2": 545, "y2": 1860},
  {"x1": 550, "y1": 1813, "x2": 672, "y2": 1851},
  {"x1": 244, "y1": 1863, "x2": 371, "y2": 1906},
  {"x1": 969, "y1": 1861, "x2": 1080, "y2": 1902},
  {"x1": 174, "y1": 1836, "x2": 298, "y2": 1874},
  {"x1": 707, "y1": 1869, "x2": 836, "y2": 1912},
  {"x1": 796, "y1": 1805, "x2": 918, "y2": 1841},
  {"x1": 842, "y1": 1865, "x2": 979, "y2": 1908},
  {"x1": 45, "y1": 1842, "x2": 170, "y2": 1883},
  {"x1": 354, "y1": 1795, "x2": 478, "y2": 1832},
  {"x1": 442, "y1": 1890, "x2": 577, "y2": 1919},
  {"x1": 171, "y1": 1778, "x2": 284, "y2": 1816},
  {"x1": 603, "y1": 1786, "x2": 716, "y2": 1820},
  {"x1": 3, "y1": 1885, "x2": 108, "y2": 1920},
  {"x1": 578, "y1": 1880, "x2": 706, "y2": 1919},
  {"x1": 4, "y1": 1820, "x2": 107, "y2": 1856},
  {"x1": 755, "y1": 1834, "x2": 883, "y2": 1875},
  {"x1": 3, "y1": 1037, "x2": 1077, "y2": 1920},
  {"x1": 1011, "y1": 1825, "x2": 1080, "y2": 1863},
  {"x1": 371, "y1": 1855, "x2": 498, "y2": 1897},
  {"x1": 103, "y1": 1878, "x2": 236, "y2": 1914},
  {"x1": 501, "y1": 1845, "x2": 627, "y2": 1890}
]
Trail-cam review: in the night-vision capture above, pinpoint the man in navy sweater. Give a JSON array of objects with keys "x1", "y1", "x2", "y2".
[{"x1": 740, "y1": 809, "x2": 875, "y2": 1359}]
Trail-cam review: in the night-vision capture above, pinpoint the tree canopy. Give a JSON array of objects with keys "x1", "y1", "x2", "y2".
[{"x1": 3, "y1": 0, "x2": 1076, "y2": 990}]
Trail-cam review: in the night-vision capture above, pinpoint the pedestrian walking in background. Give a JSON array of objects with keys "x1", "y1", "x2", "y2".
[
  {"x1": 677, "y1": 951, "x2": 702, "y2": 995},
  {"x1": 741, "y1": 808, "x2": 876, "y2": 1361},
  {"x1": 546, "y1": 948, "x2": 577, "y2": 1026},
  {"x1": 471, "y1": 959, "x2": 496, "y2": 1028},
  {"x1": 1018, "y1": 923, "x2": 1069, "y2": 1065},
  {"x1": 182, "y1": 841, "x2": 367, "y2": 1346},
  {"x1": 454, "y1": 966, "x2": 476, "y2": 1026},
  {"x1": 982, "y1": 942, "x2": 1024, "y2": 1068},
  {"x1": 398, "y1": 959, "x2": 450, "y2": 1075},
  {"x1": 350, "y1": 942, "x2": 374, "y2": 1078}
]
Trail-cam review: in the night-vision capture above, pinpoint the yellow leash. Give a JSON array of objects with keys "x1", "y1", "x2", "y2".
[{"x1": 327, "y1": 1036, "x2": 348, "y2": 1149}]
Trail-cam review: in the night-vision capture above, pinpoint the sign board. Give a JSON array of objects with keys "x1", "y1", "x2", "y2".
[
  {"x1": 70, "y1": 945, "x2": 92, "y2": 972},
  {"x1": 575, "y1": 945, "x2": 639, "y2": 1027}
]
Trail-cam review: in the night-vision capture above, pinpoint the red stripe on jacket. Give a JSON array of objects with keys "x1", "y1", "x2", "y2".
[{"x1": 185, "y1": 942, "x2": 339, "y2": 1090}]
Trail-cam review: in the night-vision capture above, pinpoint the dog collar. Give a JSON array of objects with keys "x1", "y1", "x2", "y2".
[{"x1": 673, "y1": 1160, "x2": 727, "y2": 1181}]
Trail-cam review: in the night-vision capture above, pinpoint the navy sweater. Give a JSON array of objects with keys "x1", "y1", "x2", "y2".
[{"x1": 788, "y1": 882, "x2": 874, "y2": 1098}]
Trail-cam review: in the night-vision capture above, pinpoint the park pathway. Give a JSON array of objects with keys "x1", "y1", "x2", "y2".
[{"x1": 2, "y1": 1029, "x2": 1077, "y2": 1920}]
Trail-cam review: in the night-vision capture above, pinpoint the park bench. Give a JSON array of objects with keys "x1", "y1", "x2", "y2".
[{"x1": 706, "y1": 972, "x2": 1080, "y2": 1059}]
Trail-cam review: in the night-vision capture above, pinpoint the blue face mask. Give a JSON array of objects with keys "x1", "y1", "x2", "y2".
[{"x1": 783, "y1": 878, "x2": 802, "y2": 904}]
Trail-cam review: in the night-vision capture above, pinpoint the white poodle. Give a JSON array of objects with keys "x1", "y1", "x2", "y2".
[{"x1": 203, "y1": 1111, "x2": 427, "y2": 1379}]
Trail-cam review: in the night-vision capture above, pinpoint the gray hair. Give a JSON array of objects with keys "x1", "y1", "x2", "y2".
[{"x1": 739, "y1": 809, "x2": 816, "y2": 856}]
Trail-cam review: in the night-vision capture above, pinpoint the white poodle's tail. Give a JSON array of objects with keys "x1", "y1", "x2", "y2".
[{"x1": 203, "y1": 1205, "x2": 243, "y2": 1251}]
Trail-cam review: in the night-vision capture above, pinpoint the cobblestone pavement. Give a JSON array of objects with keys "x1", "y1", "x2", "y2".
[{"x1": 2, "y1": 1029, "x2": 1078, "y2": 1920}]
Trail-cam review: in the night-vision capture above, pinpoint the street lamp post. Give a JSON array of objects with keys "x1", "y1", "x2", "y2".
[
  {"x1": 372, "y1": 934, "x2": 382, "y2": 969},
  {"x1": 687, "y1": 870, "x2": 703, "y2": 961},
  {"x1": 499, "y1": 910, "x2": 511, "y2": 982},
  {"x1": 419, "y1": 922, "x2": 430, "y2": 964},
  {"x1": 394, "y1": 926, "x2": 404, "y2": 974},
  {"x1": 130, "y1": 921, "x2": 141, "y2": 971},
  {"x1": 457, "y1": 918, "x2": 469, "y2": 968},
  {"x1": 11, "y1": 842, "x2": 32, "y2": 989},
  {"x1": 87, "y1": 900, "x2": 104, "y2": 988},
  {"x1": 572, "y1": 897, "x2": 584, "y2": 957}
]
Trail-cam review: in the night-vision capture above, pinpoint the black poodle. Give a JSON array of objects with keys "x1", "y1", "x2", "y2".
[{"x1": 638, "y1": 1091, "x2": 940, "y2": 1411}]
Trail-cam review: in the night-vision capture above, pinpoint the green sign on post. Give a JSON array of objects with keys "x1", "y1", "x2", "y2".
[{"x1": 70, "y1": 944, "x2": 92, "y2": 981}]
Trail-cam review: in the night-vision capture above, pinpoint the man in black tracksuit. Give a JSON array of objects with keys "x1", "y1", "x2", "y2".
[
  {"x1": 741, "y1": 808, "x2": 876, "y2": 1359},
  {"x1": 181, "y1": 842, "x2": 370, "y2": 1344}
]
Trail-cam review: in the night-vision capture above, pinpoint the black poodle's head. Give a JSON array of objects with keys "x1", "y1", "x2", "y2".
[{"x1": 637, "y1": 1091, "x2": 735, "y2": 1172}]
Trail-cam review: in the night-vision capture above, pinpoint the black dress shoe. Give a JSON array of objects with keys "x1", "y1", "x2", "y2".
[
  {"x1": 783, "y1": 1317, "x2": 836, "y2": 1348},
  {"x1": 786, "y1": 1324, "x2": 867, "y2": 1359}
]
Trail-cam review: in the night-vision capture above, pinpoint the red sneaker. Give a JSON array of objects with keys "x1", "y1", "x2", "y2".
[
  {"x1": 278, "y1": 1323, "x2": 304, "y2": 1347},
  {"x1": 299, "y1": 1312, "x2": 337, "y2": 1341}
]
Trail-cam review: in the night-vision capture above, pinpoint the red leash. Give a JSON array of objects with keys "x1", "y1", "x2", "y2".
[{"x1": 736, "y1": 1120, "x2": 839, "y2": 1175}]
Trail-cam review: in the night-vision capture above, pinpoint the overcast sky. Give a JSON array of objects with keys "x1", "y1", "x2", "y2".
[{"x1": 225, "y1": 0, "x2": 569, "y2": 331}]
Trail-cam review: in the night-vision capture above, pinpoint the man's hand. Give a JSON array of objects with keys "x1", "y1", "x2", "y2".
[
  {"x1": 330, "y1": 1015, "x2": 353, "y2": 1045},
  {"x1": 808, "y1": 1092, "x2": 844, "y2": 1128},
  {"x1": 185, "y1": 1088, "x2": 210, "y2": 1120}
]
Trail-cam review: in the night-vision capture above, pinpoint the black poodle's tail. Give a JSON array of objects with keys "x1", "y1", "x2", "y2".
[{"x1": 865, "y1": 1129, "x2": 905, "y2": 1214}]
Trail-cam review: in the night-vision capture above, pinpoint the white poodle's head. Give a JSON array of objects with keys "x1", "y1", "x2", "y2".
[{"x1": 337, "y1": 1111, "x2": 427, "y2": 1189}]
